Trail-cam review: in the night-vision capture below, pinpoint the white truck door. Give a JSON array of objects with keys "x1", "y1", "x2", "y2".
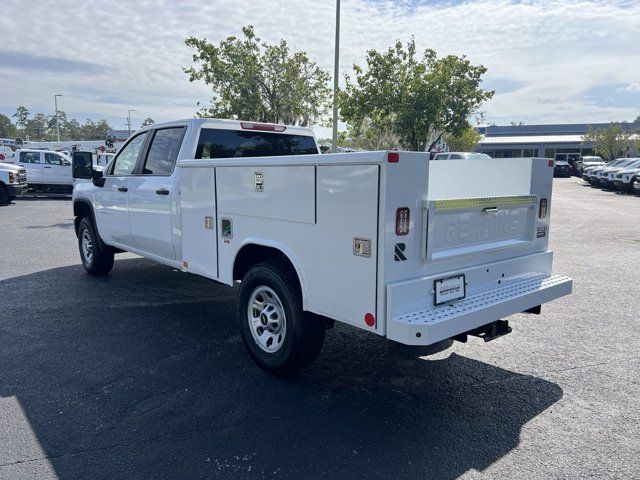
[
  {"x1": 43, "y1": 152, "x2": 72, "y2": 184},
  {"x1": 96, "y1": 132, "x2": 149, "y2": 247},
  {"x1": 17, "y1": 151, "x2": 44, "y2": 184},
  {"x1": 127, "y1": 127, "x2": 185, "y2": 260}
]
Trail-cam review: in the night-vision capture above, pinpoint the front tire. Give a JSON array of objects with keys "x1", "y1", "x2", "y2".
[
  {"x1": 78, "y1": 217, "x2": 114, "y2": 274},
  {"x1": 0, "y1": 186, "x2": 8, "y2": 205},
  {"x1": 238, "y1": 261, "x2": 325, "y2": 375}
]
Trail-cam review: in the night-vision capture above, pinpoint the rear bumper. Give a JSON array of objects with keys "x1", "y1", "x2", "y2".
[{"x1": 386, "y1": 252, "x2": 572, "y2": 346}]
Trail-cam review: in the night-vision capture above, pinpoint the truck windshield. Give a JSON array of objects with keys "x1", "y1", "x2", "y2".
[{"x1": 195, "y1": 129, "x2": 318, "y2": 159}]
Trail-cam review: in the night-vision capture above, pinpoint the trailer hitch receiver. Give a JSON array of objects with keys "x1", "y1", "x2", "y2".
[{"x1": 466, "y1": 320, "x2": 512, "y2": 342}]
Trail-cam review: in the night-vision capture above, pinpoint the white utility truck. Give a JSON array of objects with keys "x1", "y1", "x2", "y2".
[
  {"x1": 72, "y1": 119, "x2": 572, "y2": 374},
  {"x1": 12, "y1": 149, "x2": 74, "y2": 193},
  {"x1": 0, "y1": 162, "x2": 28, "y2": 204}
]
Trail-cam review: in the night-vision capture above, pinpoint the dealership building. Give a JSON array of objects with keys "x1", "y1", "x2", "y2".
[{"x1": 474, "y1": 122, "x2": 637, "y2": 161}]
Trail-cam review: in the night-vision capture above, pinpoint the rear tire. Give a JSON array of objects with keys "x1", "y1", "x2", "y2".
[
  {"x1": 238, "y1": 261, "x2": 325, "y2": 375},
  {"x1": 0, "y1": 186, "x2": 8, "y2": 205},
  {"x1": 78, "y1": 217, "x2": 114, "y2": 274}
]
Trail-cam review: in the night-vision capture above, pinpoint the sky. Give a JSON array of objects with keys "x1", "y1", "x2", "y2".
[{"x1": 0, "y1": 0, "x2": 639, "y2": 138}]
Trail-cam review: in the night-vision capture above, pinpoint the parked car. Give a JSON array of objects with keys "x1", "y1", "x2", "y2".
[
  {"x1": 553, "y1": 160, "x2": 571, "y2": 177},
  {"x1": 587, "y1": 159, "x2": 625, "y2": 184},
  {"x1": 582, "y1": 164, "x2": 600, "y2": 181},
  {"x1": 612, "y1": 159, "x2": 640, "y2": 192},
  {"x1": 432, "y1": 152, "x2": 492, "y2": 160},
  {"x1": 12, "y1": 149, "x2": 74, "y2": 193},
  {"x1": 0, "y1": 162, "x2": 28, "y2": 204},
  {"x1": 574, "y1": 156, "x2": 604, "y2": 177},
  {"x1": 600, "y1": 158, "x2": 637, "y2": 189},
  {"x1": 71, "y1": 118, "x2": 571, "y2": 374}
]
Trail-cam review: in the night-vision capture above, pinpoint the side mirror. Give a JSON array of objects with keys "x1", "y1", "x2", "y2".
[
  {"x1": 72, "y1": 152, "x2": 93, "y2": 179},
  {"x1": 92, "y1": 167, "x2": 106, "y2": 188}
]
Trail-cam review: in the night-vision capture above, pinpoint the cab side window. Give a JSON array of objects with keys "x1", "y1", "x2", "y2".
[
  {"x1": 111, "y1": 132, "x2": 148, "y2": 176},
  {"x1": 20, "y1": 152, "x2": 43, "y2": 164},
  {"x1": 45, "y1": 153, "x2": 64, "y2": 165},
  {"x1": 141, "y1": 127, "x2": 185, "y2": 175}
]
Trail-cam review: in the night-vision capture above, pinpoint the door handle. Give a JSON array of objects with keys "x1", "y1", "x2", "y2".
[
  {"x1": 117, "y1": 187, "x2": 128, "y2": 192},
  {"x1": 44, "y1": 166, "x2": 52, "y2": 169},
  {"x1": 155, "y1": 188, "x2": 170, "y2": 195},
  {"x1": 481, "y1": 206, "x2": 498, "y2": 215}
]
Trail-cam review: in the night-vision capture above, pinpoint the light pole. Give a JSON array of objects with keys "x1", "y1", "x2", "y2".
[
  {"x1": 127, "y1": 109, "x2": 136, "y2": 136},
  {"x1": 331, "y1": 0, "x2": 341, "y2": 153},
  {"x1": 54, "y1": 94, "x2": 63, "y2": 142}
]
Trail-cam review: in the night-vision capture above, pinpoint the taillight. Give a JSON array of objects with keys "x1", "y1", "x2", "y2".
[
  {"x1": 388, "y1": 151, "x2": 399, "y2": 163},
  {"x1": 539, "y1": 198, "x2": 547, "y2": 219},
  {"x1": 396, "y1": 207, "x2": 410, "y2": 235},
  {"x1": 548, "y1": 160, "x2": 554, "y2": 167},
  {"x1": 240, "y1": 122, "x2": 286, "y2": 132}
]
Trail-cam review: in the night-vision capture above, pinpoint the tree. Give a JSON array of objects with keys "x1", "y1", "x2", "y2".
[
  {"x1": 339, "y1": 38, "x2": 493, "y2": 151},
  {"x1": 141, "y1": 117, "x2": 155, "y2": 127},
  {"x1": 184, "y1": 25, "x2": 331, "y2": 126},
  {"x1": 47, "y1": 110, "x2": 68, "y2": 139},
  {"x1": 583, "y1": 124, "x2": 631, "y2": 161},
  {"x1": 340, "y1": 116, "x2": 400, "y2": 151},
  {"x1": 13, "y1": 106, "x2": 30, "y2": 132},
  {"x1": 444, "y1": 125, "x2": 482, "y2": 152},
  {"x1": 0, "y1": 114, "x2": 17, "y2": 138},
  {"x1": 25, "y1": 113, "x2": 48, "y2": 140}
]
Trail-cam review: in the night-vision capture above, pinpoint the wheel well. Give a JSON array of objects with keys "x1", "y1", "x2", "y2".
[
  {"x1": 73, "y1": 201, "x2": 93, "y2": 235},
  {"x1": 233, "y1": 244, "x2": 301, "y2": 293}
]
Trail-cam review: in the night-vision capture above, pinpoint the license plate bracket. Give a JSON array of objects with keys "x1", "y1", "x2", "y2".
[{"x1": 434, "y1": 274, "x2": 466, "y2": 306}]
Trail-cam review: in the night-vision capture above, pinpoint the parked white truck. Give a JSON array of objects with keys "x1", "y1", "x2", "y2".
[
  {"x1": 12, "y1": 148, "x2": 74, "y2": 193},
  {"x1": 0, "y1": 162, "x2": 28, "y2": 204},
  {"x1": 72, "y1": 119, "x2": 572, "y2": 374}
]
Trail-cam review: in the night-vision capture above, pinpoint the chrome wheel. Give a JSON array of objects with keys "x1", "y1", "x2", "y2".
[
  {"x1": 247, "y1": 286, "x2": 287, "y2": 353},
  {"x1": 81, "y1": 229, "x2": 94, "y2": 264}
]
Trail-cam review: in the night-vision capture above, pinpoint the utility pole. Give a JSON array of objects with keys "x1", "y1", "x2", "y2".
[
  {"x1": 331, "y1": 0, "x2": 341, "y2": 153},
  {"x1": 54, "y1": 94, "x2": 63, "y2": 142},
  {"x1": 127, "y1": 109, "x2": 136, "y2": 136}
]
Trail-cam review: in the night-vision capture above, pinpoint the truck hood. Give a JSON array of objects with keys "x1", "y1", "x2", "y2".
[{"x1": 0, "y1": 162, "x2": 23, "y2": 172}]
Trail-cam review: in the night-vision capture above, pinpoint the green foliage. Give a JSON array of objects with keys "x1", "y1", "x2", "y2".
[
  {"x1": 13, "y1": 106, "x2": 30, "y2": 130},
  {"x1": 25, "y1": 113, "x2": 48, "y2": 139},
  {"x1": 339, "y1": 38, "x2": 493, "y2": 151},
  {"x1": 141, "y1": 117, "x2": 155, "y2": 127},
  {"x1": 184, "y1": 26, "x2": 331, "y2": 126},
  {"x1": 0, "y1": 114, "x2": 17, "y2": 138},
  {"x1": 583, "y1": 124, "x2": 632, "y2": 161},
  {"x1": 4, "y1": 107, "x2": 113, "y2": 141},
  {"x1": 444, "y1": 125, "x2": 482, "y2": 152}
]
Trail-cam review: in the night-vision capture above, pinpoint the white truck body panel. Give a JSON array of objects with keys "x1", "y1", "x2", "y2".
[
  {"x1": 74, "y1": 118, "x2": 572, "y2": 348},
  {"x1": 14, "y1": 149, "x2": 73, "y2": 186}
]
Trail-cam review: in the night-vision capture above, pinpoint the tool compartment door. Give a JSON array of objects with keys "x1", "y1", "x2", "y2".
[
  {"x1": 308, "y1": 164, "x2": 380, "y2": 328},
  {"x1": 179, "y1": 166, "x2": 218, "y2": 279}
]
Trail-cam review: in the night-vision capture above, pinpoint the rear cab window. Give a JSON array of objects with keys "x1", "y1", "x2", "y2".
[
  {"x1": 141, "y1": 127, "x2": 186, "y2": 175},
  {"x1": 20, "y1": 151, "x2": 43, "y2": 164},
  {"x1": 195, "y1": 129, "x2": 318, "y2": 159}
]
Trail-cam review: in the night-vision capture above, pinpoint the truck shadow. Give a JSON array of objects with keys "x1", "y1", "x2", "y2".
[{"x1": 0, "y1": 258, "x2": 562, "y2": 479}]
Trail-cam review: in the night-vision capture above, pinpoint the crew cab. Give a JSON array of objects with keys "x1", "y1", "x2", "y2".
[
  {"x1": 72, "y1": 119, "x2": 572, "y2": 374},
  {"x1": 0, "y1": 162, "x2": 27, "y2": 204},
  {"x1": 12, "y1": 148, "x2": 74, "y2": 193}
]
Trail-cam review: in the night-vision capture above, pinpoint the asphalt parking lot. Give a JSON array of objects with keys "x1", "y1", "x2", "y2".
[{"x1": 0, "y1": 180, "x2": 638, "y2": 480}]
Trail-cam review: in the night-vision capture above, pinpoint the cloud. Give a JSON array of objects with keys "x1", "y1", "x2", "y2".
[
  {"x1": 624, "y1": 82, "x2": 640, "y2": 93},
  {"x1": 0, "y1": 0, "x2": 639, "y2": 133},
  {"x1": 0, "y1": 50, "x2": 106, "y2": 74}
]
